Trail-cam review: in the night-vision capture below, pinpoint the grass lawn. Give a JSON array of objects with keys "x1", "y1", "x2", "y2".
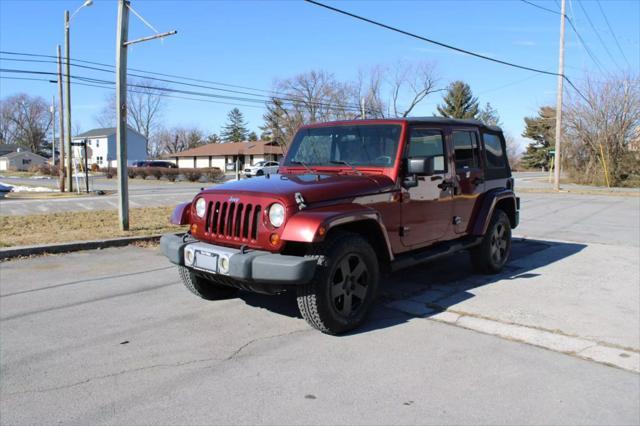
[{"x1": 0, "y1": 206, "x2": 186, "y2": 248}]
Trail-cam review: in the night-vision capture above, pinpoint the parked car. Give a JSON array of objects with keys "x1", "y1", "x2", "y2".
[
  {"x1": 160, "y1": 118, "x2": 519, "y2": 334},
  {"x1": 243, "y1": 160, "x2": 279, "y2": 177},
  {"x1": 131, "y1": 161, "x2": 150, "y2": 167},
  {"x1": 147, "y1": 160, "x2": 178, "y2": 168}
]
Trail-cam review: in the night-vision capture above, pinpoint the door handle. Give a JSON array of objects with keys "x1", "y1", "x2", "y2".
[{"x1": 430, "y1": 175, "x2": 443, "y2": 181}]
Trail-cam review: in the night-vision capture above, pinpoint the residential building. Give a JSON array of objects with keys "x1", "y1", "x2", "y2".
[
  {"x1": 0, "y1": 144, "x2": 18, "y2": 157},
  {"x1": 73, "y1": 127, "x2": 147, "y2": 167},
  {"x1": 0, "y1": 150, "x2": 48, "y2": 171},
  {"x1": 170, "y1": 140, "x2": 285, "y2": 171}
]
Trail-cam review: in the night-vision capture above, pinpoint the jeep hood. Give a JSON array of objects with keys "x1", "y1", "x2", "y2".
[{"x1": 201, "y1": 173, "x2": 395, "y2": 206}]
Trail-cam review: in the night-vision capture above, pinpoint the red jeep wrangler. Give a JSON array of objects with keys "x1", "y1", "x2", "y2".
[{"x1": 161, "y1": 118, "x2": 519, "y2": 334}]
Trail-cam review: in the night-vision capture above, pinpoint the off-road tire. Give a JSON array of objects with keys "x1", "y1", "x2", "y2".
[
  {"x1": 178, "y1": 266, "x2": 239, "y2": 300},
  {"x1": 470, "y1": 209, "x2": 512, "y2": 274},
  {"x1": 256, "y1": 169, "x2": 264, "y2": 176},
  {"x1": 296, "y1": 231, "x2": 379, "y2": 335}
]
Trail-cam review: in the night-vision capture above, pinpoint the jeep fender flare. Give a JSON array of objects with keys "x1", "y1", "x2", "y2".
[
  {"x1": 471, "y1": 189, "x2": 519, "y2": 236},
  {"x1": 281, "y1": 204, "x2": 394, "y2": 261}
]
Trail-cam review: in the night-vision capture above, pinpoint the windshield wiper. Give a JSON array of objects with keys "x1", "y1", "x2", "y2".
[
  {"x1": 330, "y1": 160, "x2": 362, "y2": 175},
  {"x1": 290, "y1": 160, "x2": 316, "y2": 175}
]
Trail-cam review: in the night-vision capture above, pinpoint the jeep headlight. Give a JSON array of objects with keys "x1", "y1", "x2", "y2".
[
  {"x1": 195, "y1": 198, "x2": 206, "y2": 218},
  {"x1": 268, "y1": 203, "x2": 285, "y2": 228}
]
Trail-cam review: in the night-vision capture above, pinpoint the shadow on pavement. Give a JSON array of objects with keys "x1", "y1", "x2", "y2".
[{"x1": 239, "y1": 238, "x2": 587, "y2": 335}]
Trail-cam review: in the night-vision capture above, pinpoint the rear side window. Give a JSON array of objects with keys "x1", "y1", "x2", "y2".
[
  {"x1": 483, "y1": 133, "x2": 506, "y2": 169},
  {"x1": 408, "y1": 128, "x2": 446, "y2": 173},
  {"x1": 453, "y1": 130, "x2": 481, "y2": 170}
]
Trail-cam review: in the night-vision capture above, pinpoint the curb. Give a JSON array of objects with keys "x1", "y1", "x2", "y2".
[{"x1": 0, "y1": 235, "x2": 163, "y2": 260}]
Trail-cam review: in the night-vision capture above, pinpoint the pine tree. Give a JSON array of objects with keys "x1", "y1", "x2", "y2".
[
  {"x1": 247, "y1": 131, "x2": 258, "y2": 141},
  {"x1": 437, "y1": 81, "x2": 479, "y2": 119},
  {"x1": 521, "y1": 106, "x2": 556, "y2": 170},
  {"x1": 220, "y1": 108, "x2": 249, "y2": 142},
  {"x1": 478, "y1": 102, "x2": 502, "y2": 127}
]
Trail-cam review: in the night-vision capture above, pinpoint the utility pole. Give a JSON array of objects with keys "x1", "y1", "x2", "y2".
[
  {"x1": 56, "y1": 45, "x2": 66, "y2": 192},
  {"x1": 64, "y1": 10, "x2": 73, "y2": 192},
  {"x1": 553, "y1": 0, "x2": 566, "y2": 192},
  {"x1": 115, "y1": 0, "x2": 130, "y2": 230},
  {"x1": 360, "y1": 97, "x2": 365, "y2": 119},
  {"x1": 115, "y1": 0, "x2": 176, "y2": 230}
]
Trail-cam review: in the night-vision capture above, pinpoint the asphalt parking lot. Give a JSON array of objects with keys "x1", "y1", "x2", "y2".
[{"x1": 1, "y1": 191, "x2": 639, "y2": 425}]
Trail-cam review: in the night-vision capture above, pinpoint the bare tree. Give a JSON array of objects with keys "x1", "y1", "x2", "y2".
[
  {"x1": 0, "y1": 93, "x2": 52, "y2": 153},
  {"x1": 564, "y1": 73, "x2": 640, "y2": 186},
  {"x1": 388, "y1": 61, "x2": 438, "y2": 118},
  {"x1": 157, "y1": 126, "x2": 204, "y2": 155},
  {"x1": 95, "y1": 78, "x2": 166, "y2": 156}
]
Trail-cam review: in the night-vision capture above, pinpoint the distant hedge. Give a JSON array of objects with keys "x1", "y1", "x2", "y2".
[{"x1": 98, "y1": 167, "x2": 225, "y2": 183}]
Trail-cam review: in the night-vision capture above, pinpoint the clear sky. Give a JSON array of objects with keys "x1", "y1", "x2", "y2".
[{"x1": 1, "y1": 0, "x2": 638, "y2": 150}]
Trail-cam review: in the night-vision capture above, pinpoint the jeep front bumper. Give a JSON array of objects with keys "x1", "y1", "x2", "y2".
[{"x1": 160, "y1": 233, "x2": 317, "y2": 285}]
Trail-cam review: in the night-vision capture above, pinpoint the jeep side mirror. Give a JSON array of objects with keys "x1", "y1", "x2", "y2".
[{"x1": 407, "y1": 157, "x2": 435, "y2": 176}]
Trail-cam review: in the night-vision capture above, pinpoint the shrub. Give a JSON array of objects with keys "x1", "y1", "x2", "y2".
[
  {"x1": 134, "y1": 168, "x2": 148, "y2": 179},
  {"x1": 182, "y1": 168, "x2": 202, "y2": 182},
  {"x1": 127, "y1": 168, "x2": 136, "y2": 178},
  {"x1": 148, "y1": 167, "x2": 163, "y2": 180},
  {"x1": 29, "y1": 164, "x2": 59, "y2": 176},
  {"x1": 90, "y1": 163, "x2": 100, "y2": 172},
  {"x1": 164, "y1": 169, "x2": 178, "y2": 182},
  {"x1": 204, "y1": 167, "x2": 224, "y2": 182}
]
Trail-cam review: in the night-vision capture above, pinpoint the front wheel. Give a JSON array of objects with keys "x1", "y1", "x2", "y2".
[
  {"x1": 470, "y1": 209, "x2": 512, "y2": 274},
  {"x1": 297, "y1": 231, "x2": 379, "y2": 334},
  {"x1": 178, "y1": 266, "x2": 239, "y2": 300}
]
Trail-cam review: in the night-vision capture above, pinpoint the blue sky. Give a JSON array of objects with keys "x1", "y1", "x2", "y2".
[{"x1": 1, "y1": 0, "x2": 638, "y2": 150}]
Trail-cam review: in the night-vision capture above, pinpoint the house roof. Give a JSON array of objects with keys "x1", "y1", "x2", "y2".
[
  {"x1": 0, "y1": 150, "x2": 47, "y2": 160},
  {"x1": 0, "y1": 144, "x2": 18, "y2": 154},
  {"x1": 74, "y1": 126, "x2": 146, "y2": 140},
  {"x1": 172, "y1": 140, "x2": 285, "y2": 157}
]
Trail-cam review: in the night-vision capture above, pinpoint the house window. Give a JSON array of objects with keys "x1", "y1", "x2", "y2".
[
  {"x1": 95, "y1": 139, "x2": 100, "y2": 148},
  {"x1": 22, "y1": 159, "x2": 32, "y2": 165},
  {"x1": 96, "y1": 156, "x2": 103, "y2": 165}
]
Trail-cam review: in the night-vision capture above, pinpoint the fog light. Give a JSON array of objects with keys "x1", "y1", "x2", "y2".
[
  {"x1": 269, "y1": 233, "x2": 280, "y2": 245},
  {"x1": 218, "y1": 256, "x2": 230, "y2": 274},
  {"x1": 185, "y1": 248, "x2": 194, "y2": 265}
]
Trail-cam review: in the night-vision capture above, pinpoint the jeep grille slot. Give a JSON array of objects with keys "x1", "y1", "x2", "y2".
[{"x1": 205, "y1": 200, "x2": 262, "y2": 242}]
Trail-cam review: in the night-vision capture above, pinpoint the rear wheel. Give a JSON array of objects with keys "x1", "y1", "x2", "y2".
[
  {"x1": 256, "y1": 169, "x2": 264, "y2": 176},
  {"x1": 297, "y1": 231, "x2": 379, "y2": 334},
  {"x1": 178, "y1": 266, "x2": 239, "y2": 300},
  {"x1": 470, "y1": 209, "x2": 512, "y2": 274}
]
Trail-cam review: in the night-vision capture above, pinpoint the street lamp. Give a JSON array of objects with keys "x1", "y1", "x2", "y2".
[{"x1": 64, "y1": 0, "x2": 93, "y2": 192}]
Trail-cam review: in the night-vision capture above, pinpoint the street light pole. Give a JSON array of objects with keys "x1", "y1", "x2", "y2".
[
  {"x1": 64, "y1": 10, "x2": 73, "y2": 192},
  {"x1": 57, "y1": 44, "x2": 66, "y2": 192}
]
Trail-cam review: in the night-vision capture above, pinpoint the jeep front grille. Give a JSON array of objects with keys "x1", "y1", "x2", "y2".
[{"x1": 205, "y1": 201, "x2": 262, "y2": 241}]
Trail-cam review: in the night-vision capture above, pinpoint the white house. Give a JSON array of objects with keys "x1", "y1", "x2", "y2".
[
  {"x1": 171, "y1": 140, "x2": 285, "y2": 171},
  {"x1": 73, "y1": 127, "x2": 147, "y2": 168},
  {"x1": 0, "y1": 150, "x2": 48, "y2": 171}
]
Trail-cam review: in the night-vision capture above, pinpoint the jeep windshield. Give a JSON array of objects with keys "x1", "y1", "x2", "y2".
[{"x1": 284, "y1": 124, "x2": 402, "y2": 169}]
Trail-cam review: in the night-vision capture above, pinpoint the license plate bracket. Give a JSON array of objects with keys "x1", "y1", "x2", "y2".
[{"x1": 193, "y1": 249, "x2": 219, "y2": 273}]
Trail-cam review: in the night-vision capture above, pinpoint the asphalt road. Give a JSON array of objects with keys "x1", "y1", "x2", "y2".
[{"x1": 1, "y1": 190, "x2": 639, "y2": 424}]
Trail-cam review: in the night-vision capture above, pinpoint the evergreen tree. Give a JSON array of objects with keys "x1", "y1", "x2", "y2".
[
  {"x1": 220, "y1": 108, "x2": 249, "y2": 142},
  {"x1": 436, "y1": 81, "x2": 479, "y2": 119},
  {"x1": 521, "y1": 106, "x2": 556, "y2": 170},
  {"x1": 247, "y1": 131, "x2": 258, "y2": 141},
  {"x1": 478, "y1": 102, "x2": 502, "y2": 127}
]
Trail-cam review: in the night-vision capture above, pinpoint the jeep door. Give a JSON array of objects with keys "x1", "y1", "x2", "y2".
[
  {"x1": 451, "y1": 128, "x2": 485, "y2": 233},
  {"x1": 400, "y1": 127, "x2": 454, "y2": 248}
]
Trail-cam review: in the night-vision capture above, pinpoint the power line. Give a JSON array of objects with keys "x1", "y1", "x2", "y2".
[
  {"x1": 0, "y1": 67, "x2": 367, "y2": 114},
  {"x1": 576, "y1": 0, "x2": 623, "y2": 72},
  {"x1": 595, "y1": 0, "x2": 631, "y2": 68},
  {"x1": 305, "y1": 0, "x2": 592, "y2": 105},
  {"x1": 0, "y1": 50, "x2": 368, "y2": 112},
  {"x1": 519, "y1": 0, "x2": 607, "y2": 73}
]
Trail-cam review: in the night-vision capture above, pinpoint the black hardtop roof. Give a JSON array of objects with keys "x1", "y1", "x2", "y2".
[{"x1": 404, "y1": 117, "x2": 502, "y2": 132}]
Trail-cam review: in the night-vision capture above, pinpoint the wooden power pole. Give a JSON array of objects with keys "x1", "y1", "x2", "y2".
[
  {"x1": 57, "y1": 45, "x2": 66, "y2": 193},
  {"x1": 553, "y1": 0, "x2": 566, "y2": 191},
  {"x1": 115, "y1": 0, "x2": 176, "y2": 230}
]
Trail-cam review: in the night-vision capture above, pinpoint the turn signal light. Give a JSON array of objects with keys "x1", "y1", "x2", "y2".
[
  {"x1": 190, "y1": 223, "x2": 198, "y2": 233},
  {"x1": 269, "y1": 233, "x2": 280, "y2": 245},
  {"x1": 318, "y1": 226, "x2": 326, "y2": 237}
]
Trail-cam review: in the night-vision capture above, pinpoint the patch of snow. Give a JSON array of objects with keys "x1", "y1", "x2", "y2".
[{"x1": 0, "y1": 181, "x2": 58, "y2": 193}]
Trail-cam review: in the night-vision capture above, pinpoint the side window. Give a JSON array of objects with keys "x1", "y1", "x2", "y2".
[
  {"x1": 408, "y1": 128, "x2": 446, "y2": 173},
  {"x1": 483, "y1": 133, "x2": 506, "y2": 169},
  {"x1": 453, "y1": 130, "x2": 480, "y2": 170}
]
